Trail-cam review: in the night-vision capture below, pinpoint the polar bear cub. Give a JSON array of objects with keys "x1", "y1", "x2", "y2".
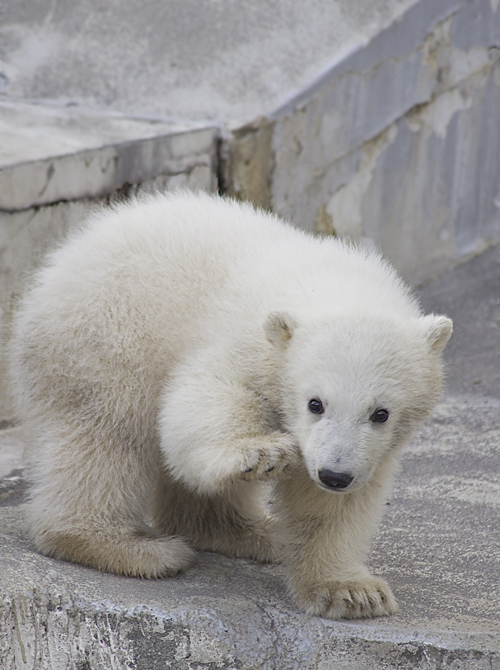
[{"x1": 10, "y1": 191, "x2": 452, "y2": 620}]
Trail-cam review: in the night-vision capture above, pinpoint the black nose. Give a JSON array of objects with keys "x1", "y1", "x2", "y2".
[{"x1": 318, "y1": 469, "x2": 354, "y2": 490}]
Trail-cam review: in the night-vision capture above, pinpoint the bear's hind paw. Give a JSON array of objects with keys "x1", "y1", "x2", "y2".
[
  {"x1": 36, "y1": 529, "x2": 195, "y2": 579},
  {"x1": 292, "y1": 576, "x2": 398, "y2": 620},
  {"x1": 130, "y1": 536, "x2": 196, "y2": 579}
]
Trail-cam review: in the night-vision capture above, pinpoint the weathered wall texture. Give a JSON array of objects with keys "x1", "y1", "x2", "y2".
[{"x1": 226, "y1": 0, "x2": 500, "y2": 283}]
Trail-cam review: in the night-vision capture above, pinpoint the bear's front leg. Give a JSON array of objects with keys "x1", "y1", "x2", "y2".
[
  {"x1": 157, "y1": 358, "x2": 300, "y2": 563},
  {"x1": 274, "y1": 461, "x2": 398, "y2": 620},
  {"x1": 158, "y1": 359, "x2": 300, "y2": 495}
]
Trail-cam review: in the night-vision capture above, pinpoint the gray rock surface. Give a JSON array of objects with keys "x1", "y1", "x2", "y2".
[{"x1": 1, "y1": 245, "x2": 499, "y2": 668}]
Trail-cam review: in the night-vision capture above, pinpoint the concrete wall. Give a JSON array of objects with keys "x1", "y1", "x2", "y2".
[
  {"x1": 225, "y1": 0, "x2": 500, "y2": 283},
  {"x1": 4, "y1": 0, "x2": 499, "y2": 284}
]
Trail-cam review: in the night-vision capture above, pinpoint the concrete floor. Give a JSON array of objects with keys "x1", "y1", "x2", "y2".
[
  {"x1": 418, "y1": 243, "x2": 500, "y2": 400},
  {"x1": 1, "y1": 244, "x2": 499, "y2": 668}
]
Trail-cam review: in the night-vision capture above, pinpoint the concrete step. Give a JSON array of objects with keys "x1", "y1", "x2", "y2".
[
  {"x1": 0, "y1": 100, "x2": 218, "y2": 211},
  {"x1": 1, "y1": 244, "x2": 499, "y2": 669},
  {"x1": 1, "y1": 402, "x2": 498, "y2": 669}
]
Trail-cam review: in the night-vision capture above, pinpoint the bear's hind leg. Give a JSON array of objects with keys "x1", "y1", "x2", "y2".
[
  {"x1": 35, "y1": 521, "x2": 193, "y2": 578},
  {"x1": 153, "y1": 477, "x2": 281, "y2": 564},
  {"x1": 26, "y1": 422, "x2": 194, "y2": 577}
]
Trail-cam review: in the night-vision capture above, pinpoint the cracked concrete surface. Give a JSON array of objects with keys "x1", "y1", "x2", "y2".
[
  {"x1": 1, "y1": 245, "x2": 499, "y2": 669},
  {"x1": 266, "y1": 0, "x2": 500, "y2": 282}
]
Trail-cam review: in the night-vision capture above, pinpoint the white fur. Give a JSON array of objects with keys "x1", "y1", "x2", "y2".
[{"x1": 10, "y1": 191, "x2": 452, "y2": 619}]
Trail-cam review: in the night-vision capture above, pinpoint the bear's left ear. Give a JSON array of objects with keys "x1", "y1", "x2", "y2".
[
  {"x1": 420, "y1": 314, "x2": 453, "y2": 354},
  {"x1": 264, "y1": 311, "x2": 298, "y2": 349}
]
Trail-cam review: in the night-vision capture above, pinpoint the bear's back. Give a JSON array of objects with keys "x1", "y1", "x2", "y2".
[
  {"x1": 10, "y1": 193, "x2": 308, "y2": 427},
  {"x1": 11, "y1": 192, "x2": 418, "y2": 430}
]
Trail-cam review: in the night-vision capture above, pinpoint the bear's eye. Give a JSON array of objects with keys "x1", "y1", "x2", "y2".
[
  {"x1": 370, "y1": 408, "x2": 389, "y2": 423},
  {"x1": 308, "y1": 398, "x2": 324, "y2": 414}
]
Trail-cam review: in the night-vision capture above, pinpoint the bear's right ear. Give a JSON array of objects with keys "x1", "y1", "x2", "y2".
[
  {"x1": 420, "y1": 314, "x2": 453, "y2": 354},
  {"x1": 264, "y1": 312, "x2": 297, "y2": 349}
]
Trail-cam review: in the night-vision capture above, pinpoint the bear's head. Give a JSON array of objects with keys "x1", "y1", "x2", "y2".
[{"x1": 265, "y1": 311, "x2": 452, "y2": 493}]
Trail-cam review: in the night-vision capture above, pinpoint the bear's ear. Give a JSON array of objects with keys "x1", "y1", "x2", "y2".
[
  {"x1": 420, "y1": 314, "x2": 453, "y2": 354},
  {"x1": 264, "y1": 312, "x2": 297, "y2": 349}
]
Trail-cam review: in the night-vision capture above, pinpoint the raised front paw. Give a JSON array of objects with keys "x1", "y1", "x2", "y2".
[
  {"x1": 240, "y1": 431, "x2": 300, "y2": 481},
  {"x1": 291, "y1": 575, "x2": 398, "y2": 620}
]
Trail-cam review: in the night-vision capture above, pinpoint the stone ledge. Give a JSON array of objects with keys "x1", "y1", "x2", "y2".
[{"x1": 0, "y1": 101, "x2": 218, "y2": 211}]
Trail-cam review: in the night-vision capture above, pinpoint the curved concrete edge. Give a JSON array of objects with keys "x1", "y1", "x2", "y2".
[{"x1": 2, "y1": 584, "x2": 499, "y2": 670}]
